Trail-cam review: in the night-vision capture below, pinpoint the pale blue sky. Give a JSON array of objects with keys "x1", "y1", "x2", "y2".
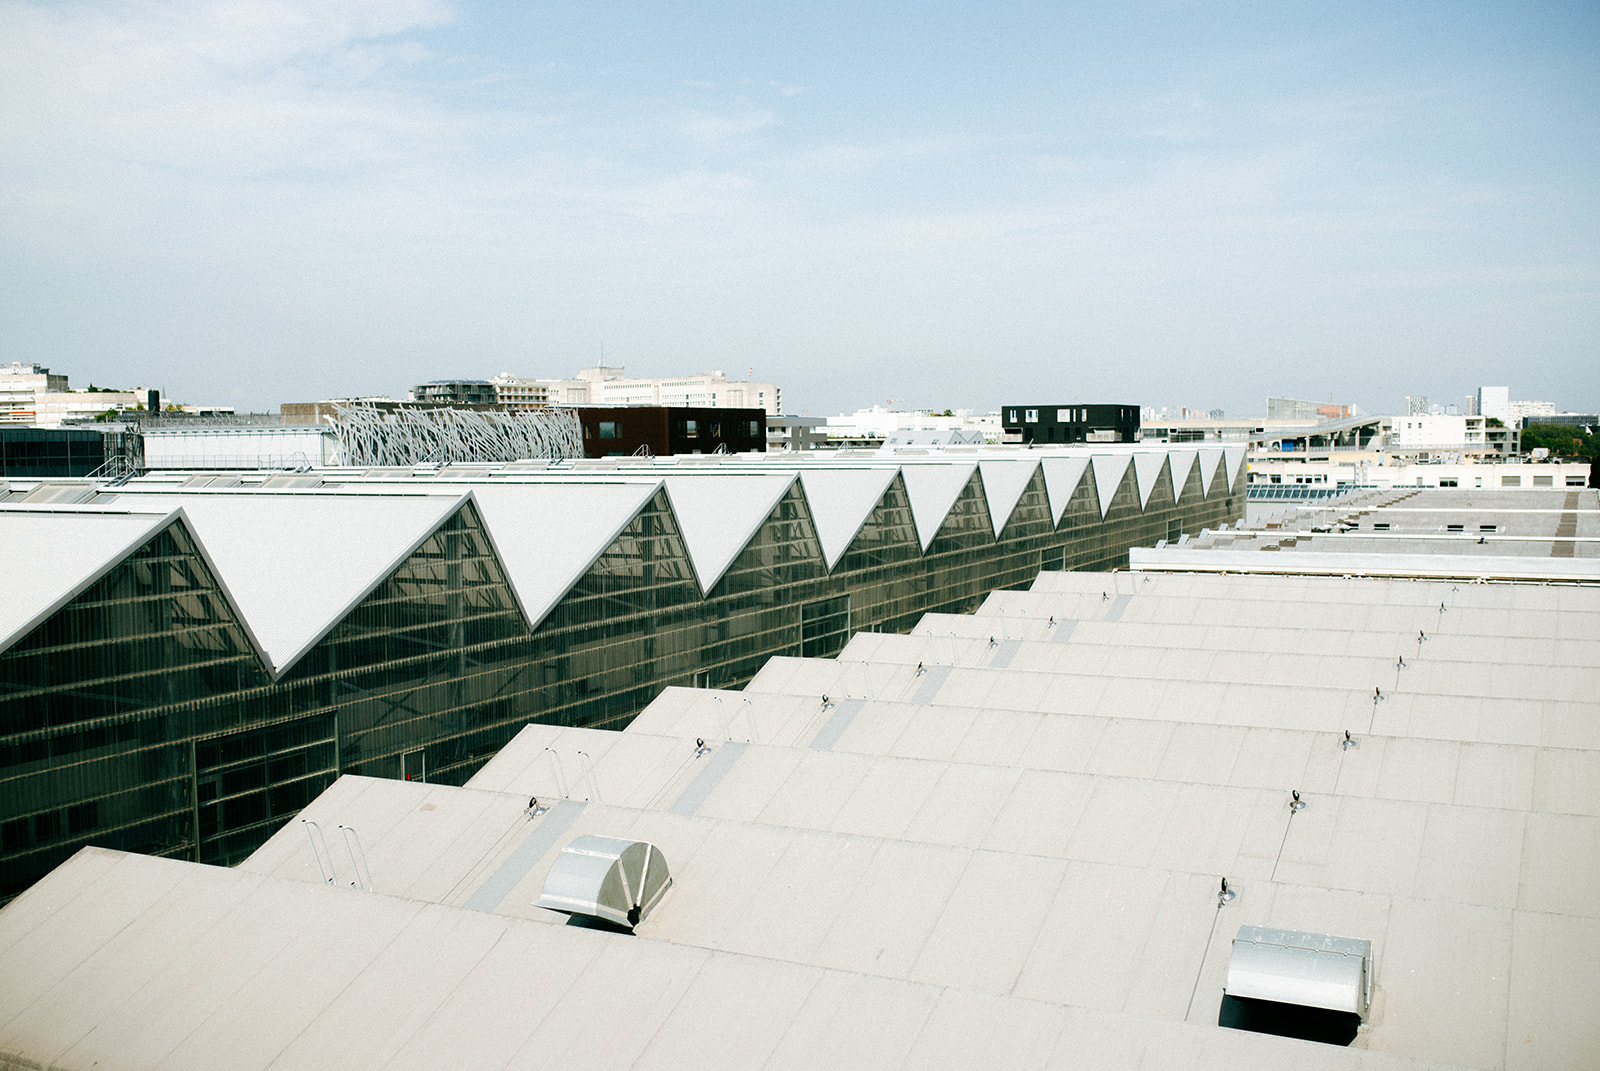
[{"x1": 1, "y1": 0, "x2": 1595, "y2": 416}]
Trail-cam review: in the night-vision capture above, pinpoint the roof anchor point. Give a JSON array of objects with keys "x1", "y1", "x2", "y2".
[
  {"x1": 1218, "y1": 877, "x2": 1237, "y2": 904},
  {"x1": 1290, "y1": 790, "x2": 1306, "y2": 812}
]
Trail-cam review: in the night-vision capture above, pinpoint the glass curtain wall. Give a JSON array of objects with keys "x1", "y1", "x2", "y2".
[{"x1": 1, "y1": 463, "x2": 1243, "y2": 900}]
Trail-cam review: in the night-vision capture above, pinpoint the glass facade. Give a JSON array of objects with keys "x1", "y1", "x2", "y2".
[{"x1": 1, "y1": 460, "x2": 1241, "y2": 901}]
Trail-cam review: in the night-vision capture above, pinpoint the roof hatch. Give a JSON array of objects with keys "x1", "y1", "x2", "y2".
[
  {"x1": 534, "y1": 835, "x2": 672, "y2": 931},
  {"x1": 1224, "y1": 924, "x2": 1372, "y2": 1019}
]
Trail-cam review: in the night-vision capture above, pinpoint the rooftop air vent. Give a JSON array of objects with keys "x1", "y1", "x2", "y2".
[
  {"x1": 1221, "y1": 925, "x2": 1372, "y2": 1046},
  {"x1": 534, "y1": 835, "x2": 671, "y2": 931}
]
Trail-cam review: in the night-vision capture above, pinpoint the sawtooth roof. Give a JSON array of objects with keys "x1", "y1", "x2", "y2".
[{"x1": 1, "y1": 447, "x2": 1246, "y2": 675}]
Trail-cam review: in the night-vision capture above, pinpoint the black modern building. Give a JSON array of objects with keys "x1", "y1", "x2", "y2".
[
  {"x1": 0, "y1": 427, "x2": 134, "y2": 479},
  {"x1": 1003, "y1": 405, "x2": 1141, "y2": 445}
]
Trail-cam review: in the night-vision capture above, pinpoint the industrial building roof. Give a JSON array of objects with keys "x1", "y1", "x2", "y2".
[
  {"x1": 3, "y1": 566, "x2": 1593, "y2": 1068},
  {"x1": 0, "y1": 447, "x2": 1243, "y2": 671},
  {"x1": 1136, "y1": 488, "x2": 1600, "y2": 582}
]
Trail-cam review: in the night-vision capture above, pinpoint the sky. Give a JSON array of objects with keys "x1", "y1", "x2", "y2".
[{"x1": 1, "y1": 0, "x2": 1596, "y2": 418}]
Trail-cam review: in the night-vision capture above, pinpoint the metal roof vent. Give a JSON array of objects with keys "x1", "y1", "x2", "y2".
[
  {"x1": 1221, "y1": 925, "x2": 1372, "y2": 1045},
  {"x1": 534, "y1": 835, "x2": 671, "y2": 931}
]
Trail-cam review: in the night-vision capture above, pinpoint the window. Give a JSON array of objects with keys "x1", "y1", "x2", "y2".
[
  {"x1": 1502, "y1": 475, "x2": 1521, "y2": 487},
  {"x1": 1025, "y1": 409, "x2": 1038, "y2": 423},
  {"x1": 402, "y1": 749, "x2": 426, "y2": 783},
  {"x1": 1057, "y1": 409, "x2": 1071, "y2": 422},
  {"x1": 681, "y1": 420, "x2": 698, "y2": 435},
  {"x1": 1569, "y1": 477, "x2": 1587, "y2": 487},
  {"x1": 800, "y1": 595, "x2": 851, "y2": 658},
  {"x1": 1533, "y1": 475, "x2": 1553, "y2": 486},
  {"x1": 1439, "y1": 478, "x2": 1457, "y2": 487},
  {"x1": 598, "y1": 421, "x2": 620, "y2": 439},
  {"x1": 1446, "y1": 524, "x2": 1464, "y2": 533},
  {"x1": 1373, "y1": 522, "x2": 1390, "y2": 531},
  {"x1": 1479, "y1": 524, "x2": 1497, "y2": 533}
]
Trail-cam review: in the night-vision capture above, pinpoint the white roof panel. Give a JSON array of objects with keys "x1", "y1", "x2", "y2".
[
  {"x1": 1223, "y1": 446, "x2": 1246, "y2": 492},
  {"x1": 466, "y1": 482, "x2": 661, "y2": 628},
  {"x1": 900, "y1": 463, "x2": 979, "y2": 551},
  {"x1": 1040, "y1": 457, "x2": 1092, "y2": 525},
  {"x1": 0, "y1": 508, "x2": 175, "y2": 653},
  {"x1": 978, "y1": 459, "x2": 1041, "y2": 538},
  {"x1": 1132, "y1": 452, "x2": 1168, "y2": 509},
  {"x1": 1090, "y1": 454, "x2": 1132, "y2": 518},
  {"x1": 663, "y1": 474, "x2": 799, "y2": 593},
  {"x1": 121, "y1": 493, "x2": 467, "y2": 676},
  {"x1": 1197, "y1": 448, "x2": 1224, "y2": 497},
  {"x1": 1168, "y1": 449, "x2": 1199, "y2": 499},
  {"x1": 797, "y1": 468, "x2": 899, "y2": 570}
]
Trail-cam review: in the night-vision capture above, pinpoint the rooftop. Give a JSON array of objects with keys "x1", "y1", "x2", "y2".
[{"x1": 2, "y1": 565, "x2": 1594, "y2": 1068}]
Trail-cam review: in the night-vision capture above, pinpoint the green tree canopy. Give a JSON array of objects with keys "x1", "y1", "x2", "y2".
[{"x1": 1521, "y1": 423, "x2": 1598, "y2": 459}]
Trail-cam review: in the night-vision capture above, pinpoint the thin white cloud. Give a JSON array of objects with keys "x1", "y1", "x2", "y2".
[{"x1": 676, "y1": 102, "x2": 776, "y2": 142}]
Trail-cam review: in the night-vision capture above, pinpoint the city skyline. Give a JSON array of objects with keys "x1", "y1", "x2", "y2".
[{"x1": 1, "y1": 0, "x2": 1595, "y2": 419}]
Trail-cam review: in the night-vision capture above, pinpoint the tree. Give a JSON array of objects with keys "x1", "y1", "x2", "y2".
[{"x1": 1521, "y1": 423, "x2": 1597, "y2": 459}]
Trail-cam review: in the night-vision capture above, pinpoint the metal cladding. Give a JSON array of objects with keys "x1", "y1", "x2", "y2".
[
  {"x1": 534, "y1": 835, "x2": 672, "y2": 929},
  {"x1": 1225, "y1": 925, "x2": 1372, "y2": 1018},
  {"x1": 328, "y1": 401, "x2": 584, "y2": 466}
]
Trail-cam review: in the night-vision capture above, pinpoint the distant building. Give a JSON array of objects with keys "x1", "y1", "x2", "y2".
[
  {"x1": 411, "y1": 380, "x2": 498, "y2": 406},
  {"x1": 0, "y1": 427, "x2": 125, "y2": 478},
  {"x1": 576, "y1": 406, "x2": 766, "y2": 457},
  {"x1": 1477, "y1": 386, "x2": 1511, "y2": 422},
  {"x1": 1002, "y1": 404, "x2": 1139, "y2": 444},
  {"x1": 491, "y1": 368, "x2": 783, "y2": 416},
  {"x1": 824, "y1": 407, "x2": 1000, "y2": 445},
  {"x1": 0, "y1": 363, "x2": 68, "y2": 424},
  {"x1": 1266, "y1": 396, "x2": 1352, "y2": 421},
  {"x1": 766, "y1": 415, "x2": 828, "y2": 452},
  {"x1": 1404, "y1": 395, "x2": 1430, "y2": 416}
]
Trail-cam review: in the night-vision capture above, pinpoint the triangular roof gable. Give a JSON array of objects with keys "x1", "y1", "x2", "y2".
[
  {"x1": 1197, "y1": 448, "x2": 1225, "y2": 496},
  {"x1": 1040, "y1": 457, "x2": 1092, "y2": 524},
  {"x1": 1089, "y1": 453, "x2": 1133, "y2": 519},
  {"x1": 899, "y1": 462, "x2": 979, "y2": 551},
  {"x1": 464, "y1": 482, "x2": 662, "y2": 630},
  {"x1": 796, "y1": 468, "x2": 899, "y2": 570},
  {"x1": 0, "y1": 508, "x2": 179, "y2": 654},
  {"x1": 121, "y1": 493, "x2": 469, "y2": 678},
  {"x1": 1223, "y1": 446, "x2": 1247, "y2": 494},
  {"x1": 1168, "y1": 450, "x2": 1199, "y2": 502},
  {"x1": 977, "y1": 459, "x2": 1042, "y2": 538},
  {"x1": 1132, "y1": 452, "x2": 1169, "y2": 509},
  {"x1": 662, "y1": 474, "x2": 800, "y2": 594}
]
